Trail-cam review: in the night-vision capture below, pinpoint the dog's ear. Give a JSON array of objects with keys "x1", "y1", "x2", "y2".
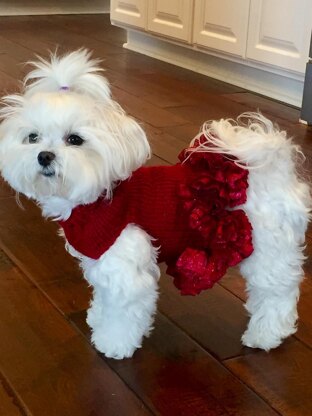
[
  {"x1": 95, "y1": 102, "x2": 151, "y2": 192},
  {"x1": 113, "y1": 112, "x2": 151, "y2": 176},
  {"x1": 24, "y1": 49, "x2": 111, "y2": 102},
  {"x1": 0, "y1": 94, "x2": 24, "y2": 120}
]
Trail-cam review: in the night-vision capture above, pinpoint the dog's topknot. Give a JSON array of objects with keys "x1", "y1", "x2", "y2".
[{"x1": 23, "y1": 48, "x2": 111, "y2": 102}]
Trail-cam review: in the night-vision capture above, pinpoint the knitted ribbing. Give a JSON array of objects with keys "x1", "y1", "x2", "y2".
[{"x1": 59, "y1": 164, "x2": 199, "y2": 263}]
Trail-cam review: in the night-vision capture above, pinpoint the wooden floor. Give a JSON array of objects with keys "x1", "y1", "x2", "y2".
[{"x1": 0, "y1": 14, "x2": 311, "y2": 416}]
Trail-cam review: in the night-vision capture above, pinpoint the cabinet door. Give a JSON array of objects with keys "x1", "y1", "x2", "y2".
[
  {"x1": 247, "y1": 0, "x2": 312, "y2": 73},
  {"x1": 111, "y1": 0, "x2": 147, "y2": 29},
  {"x1": 193, "y1": 0, "x2": 250, "y2": 57},
  {"x1": 147, "y1": 0, "x2": 194, "y2": 42}
]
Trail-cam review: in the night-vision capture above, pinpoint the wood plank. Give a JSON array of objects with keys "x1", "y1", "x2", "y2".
[
  {"x1": 106, "y1": 69, "x2": 201, "y2": 109},
  {"x1": 85, "y1": 50, "x2": 161, "y2": 77},
  {"x1": 218, "y1": 267, "x2": 246, "y2": 301},
  {"x1": 105, "y1": 53, "x2": 244, "y2": 96},
  {"x1": 28, "y1": 24, "x2": 126, "y2": 57},
  {"x1": 0, "y1": 52, "x2": 26, "y2": 80},
  {"x1": 142, "y1": 122, "x2": 187, "y2": 164},
  {"x1": 130, "y1": 63, "x2": 245, "y2": 95},
  {"x1": 0, "y1": 34, "x2": 41, "y2": 62},
  {"x1": 53, "y1": 14, "x2": 127, "y2": 46},
  {"x1": 70, "y1": 311, "x2": 279, "y2": 416},
  {"x1": 0, "y1": 182, "x2": 81, "y2": 284},
  {"x1": 36, "y1": 14, "x2": 127, "y2": 46},
  {"x1": 40, "y1": 278, "x2": 91, "y2": 316},
  {"x1": 224, "y1": 92, "x2": 300, "y2": 123},
  {"x1": 0, "y1": 20, "x2": 126, "y2": 59},
  {"x1": 0, "y1": 27, "x2": 56, "y2": 56},
  {"x1": 296, "y1": 277, "x2": 312, "y2": 348},
  {"x1": 111, "y1": 86, "x2": 189, "y2": 128},
  {"x1": 0, "y1": 14, "x2": 126, "y2": 49},
  {"x1": 166, "y1": 95, "x2": 250, "y2": 126},
  {"x1": 158, "y1": 265, "x2": 250, "y2": 360},
  {"x1": 163, "y1": 123, "x2": 201, "y2": 145},
  {"x1": 225, "y1": 339, "x2": 312, "y2": 416},
  {"x1": 0, "y1": 249, "x2": 152, "y2": 416},
  {"x1": 106, "y1": 62, "x2": 244, "y2": 112},
  {"x1": 0, "y1": 70, "x2": 19, "y2": 95},
  {"x1": 0, "y1": 378, "x2": 25, "y2": 416}
]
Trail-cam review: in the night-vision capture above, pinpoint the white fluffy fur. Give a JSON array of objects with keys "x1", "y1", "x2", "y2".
[
  {"x1": 0, "y1": 50, "x2": 310, "y2": 358},
  {"x1": 0, "y1": 49, "x2": 150, "y2": 205},
  {"x1": 195, "y1": 115, "x2": 311, "y2": 350},
  {"x1": 24, "y1": 49, "x2": 111, "y2": 101},
  {"x1": 80, "y1": 225, "x2": 159, "y2": 359}
]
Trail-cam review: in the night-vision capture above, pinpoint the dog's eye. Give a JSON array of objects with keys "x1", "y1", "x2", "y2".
[
  {"x1": 28, "y1": 133, "x2": 39, "y2": 144},
  {"x1": 66, "y1": 134, "x2": 84, "y2": 146}
]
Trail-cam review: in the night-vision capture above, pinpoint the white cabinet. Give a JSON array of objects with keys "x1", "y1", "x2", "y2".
[
  {"x1": 111, "y1": 0, "x2": 312, "y2": 74},
  {"x1": 193, "y1": 0, "x2": 250, "y2": 57},
  {"x1": 246, "y1": 0, "x2": 312, "y2": 73},
  {"x1": 111, "y1": 0, "x2": 147, "y2": 29},
  {"x1": 147, "y1": 0, "x2": 194, "y2": 42}
]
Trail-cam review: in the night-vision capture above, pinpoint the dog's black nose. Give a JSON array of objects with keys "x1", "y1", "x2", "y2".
[{"x1": 37, "y1": 151, "x2": 55, "y2": 167}]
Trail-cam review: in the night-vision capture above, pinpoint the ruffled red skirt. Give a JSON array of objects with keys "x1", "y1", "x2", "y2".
[{"x1": 167, "y1": 137, "x2": 254, "y2": 295}]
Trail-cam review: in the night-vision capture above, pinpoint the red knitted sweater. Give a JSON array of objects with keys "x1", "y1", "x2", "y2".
[{"x1": 59, "y1": 140, "x2": 254, "y2": 295}]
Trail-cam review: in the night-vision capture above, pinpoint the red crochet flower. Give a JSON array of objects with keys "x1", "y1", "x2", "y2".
[
  {"x1": 168, "y1": 137, "x2": 254, "y2": 295},
  {"x1": 211, "y1": 210, "x2": 254, "y2": 264},
  {"x1": 179, "y1": 139, "x2": 248, "y2": 210}
]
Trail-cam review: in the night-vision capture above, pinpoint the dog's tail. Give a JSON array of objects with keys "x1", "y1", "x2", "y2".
[
  {"x1": 23, "y1": 49, "x2": 111, "y2": 102},
  {"x1": 190, "y1": 112, "x2": 302, "y2": 169},
  {"x1": 189, "y1": 112, "x2": 311, "y2": 229}
]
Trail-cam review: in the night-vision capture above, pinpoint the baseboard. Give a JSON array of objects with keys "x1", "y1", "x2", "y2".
[
  {"x1": 124, "y1": 29, "x2": 304, "y2": 108},
  {"x1": 0, "y1": 0, "x2": 110, "y2": 15}
]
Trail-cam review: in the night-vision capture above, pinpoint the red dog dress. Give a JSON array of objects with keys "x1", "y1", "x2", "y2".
[{"x1": 59, "y1": 138, "x2": 254, "y2": 295}]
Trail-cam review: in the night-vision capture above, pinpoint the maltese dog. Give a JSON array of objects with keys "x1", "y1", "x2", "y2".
[{"x1": 0, "y1": 50, "x2": 310, "y2": 359}]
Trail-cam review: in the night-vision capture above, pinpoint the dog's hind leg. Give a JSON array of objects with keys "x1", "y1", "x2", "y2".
[
  {"x1": 240, "y1": 220, "x2": 306, "y2": 350},
  {"x1": 239, "y1": 163, "x2": 310, "y2": 350},
  {"x1": 191, "y1": 112, "x2": 311, "y2": 350},
  {"x1": 81, "y1": 224, "x2": 160, "y2": 359}
]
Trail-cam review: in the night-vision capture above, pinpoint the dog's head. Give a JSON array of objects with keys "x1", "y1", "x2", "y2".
[{"x1": 0, "y1": 49, "x2": 150, "y2": 209}]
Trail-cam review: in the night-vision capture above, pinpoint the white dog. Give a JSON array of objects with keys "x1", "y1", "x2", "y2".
[{"x1": 0, "y1": 50, "x2": 310, "y2": 359}]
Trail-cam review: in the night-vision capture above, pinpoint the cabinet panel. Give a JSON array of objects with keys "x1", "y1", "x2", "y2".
[
  {"x1": 193, "y1": 0, "x2": 250, "y2": 57},
  {"x1": 147, "y1": 0, "x2": 194, "y2": 42},
  {"x1": 247, "y1": 0, "x2": 312, "y2": 73},
  {"x1": 111, "y1": 0, "x2": 147, "y2": 29}
]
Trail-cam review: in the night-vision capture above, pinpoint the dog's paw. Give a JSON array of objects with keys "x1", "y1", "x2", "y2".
[
  {"x1": 241, "y1": 329, "x2": 283, "y2": 351},
  {"x1": 89, "y1": 318, "x2": 145, "y2": 359},
  {"x1": 91, "y1": 330, "x2": 141, "y2": 359},
  {"x1": 241, "y1": 323, "x2": 297, "y2": 351},
  {"x1": 242, "y1": 312, "x2": 297, "y2": 351}
]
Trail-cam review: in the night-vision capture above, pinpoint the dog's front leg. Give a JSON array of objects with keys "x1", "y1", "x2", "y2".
[{"x1": 81, "y1": 224, "x2": 160, "y2": 359}]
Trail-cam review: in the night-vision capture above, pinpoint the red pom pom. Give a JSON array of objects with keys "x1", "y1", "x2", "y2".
[{"x1": 168, "y1": 248, "x2": 227, "y2": 296}]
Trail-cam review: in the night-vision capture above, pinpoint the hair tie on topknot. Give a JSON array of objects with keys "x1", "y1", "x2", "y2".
[{"x1": 60, "y1": 86, "x2": 69, "y2": 91}]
